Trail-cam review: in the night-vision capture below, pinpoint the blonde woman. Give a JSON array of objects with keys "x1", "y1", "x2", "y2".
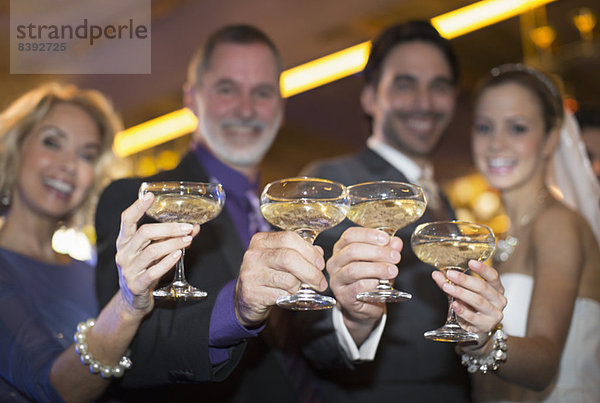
[{"x1": 0, "y1": 83, "x2": 194, "y2": 401}]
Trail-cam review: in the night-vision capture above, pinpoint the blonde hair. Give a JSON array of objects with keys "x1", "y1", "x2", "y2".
[{"x1": 0, "y1": 82, "x2": 123, "y2": 225}]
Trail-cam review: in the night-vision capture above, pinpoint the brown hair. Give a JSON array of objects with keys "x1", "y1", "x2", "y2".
[
  {"x1": 363, "y1": 20, "x2": 459, "y2": 87},
  {"x1": 474, "y1": 63, "x2": 564, "y2": 134}
]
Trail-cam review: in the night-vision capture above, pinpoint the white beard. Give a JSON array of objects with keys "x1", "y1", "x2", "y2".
[{"x1": 199, "y1": 115, "x2": 281, "y2": 167}]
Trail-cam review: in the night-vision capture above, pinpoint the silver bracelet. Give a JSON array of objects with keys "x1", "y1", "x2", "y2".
[
  {"x1": 461, "y1": 324, "x2": 508, "y2": 374},
  {"x1": 74, "y1": 318, "x2": 133, "y2": 379}
]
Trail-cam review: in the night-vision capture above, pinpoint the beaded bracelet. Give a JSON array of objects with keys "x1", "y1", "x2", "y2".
[
  {"x1": 461, "y1": 324, "x2": 508, "y2": 374},
  {"x1": 74, "y1": 318, "x2": 133, "y2": 379}
]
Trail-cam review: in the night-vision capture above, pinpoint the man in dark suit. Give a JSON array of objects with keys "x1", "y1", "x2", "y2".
[
  {"x1": 300, "y1": 21, "x2": 506, "y2": 402},
  {"x1": 94, "y1": 24, "x2": 399, "y2": 401}
]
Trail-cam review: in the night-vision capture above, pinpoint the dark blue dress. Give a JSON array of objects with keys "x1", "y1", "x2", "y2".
[{"x1": 0, "y1": 248, "x2": 98, "y2": 402}]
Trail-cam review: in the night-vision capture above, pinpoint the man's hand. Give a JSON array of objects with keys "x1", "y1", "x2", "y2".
[
  {"x1": 234, "y1": 231, "x2": 327, "y2": 328},
  {"x1": 327, "y1": 227, "x2": 402, "y2": 345}
]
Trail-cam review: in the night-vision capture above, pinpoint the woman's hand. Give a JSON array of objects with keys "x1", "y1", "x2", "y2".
[
  {"x1": 432, "y1": 260, "x2": 507, "y2": 352},
  {"x1": 114, "y1": 192, "x2": 197, "y2": 316}
]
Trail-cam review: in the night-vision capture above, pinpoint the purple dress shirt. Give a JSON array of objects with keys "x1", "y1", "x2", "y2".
[{"x1": 192, "y1": 145, "x2": 265, "y2": 364}]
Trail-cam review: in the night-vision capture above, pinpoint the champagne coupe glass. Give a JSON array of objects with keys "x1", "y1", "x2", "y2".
[
  {"x1": 139, "y1": 181, "x2": 225, "y2": 300},
  {"x1": 260, "y1": 177, "x2": 349, "y2": 310},
  {"x1": 346, "y1": 181, "x2": 426, "y2": 302},
  {"x1": 411, "y1": 220, "x2": 496, "y2": 342}
]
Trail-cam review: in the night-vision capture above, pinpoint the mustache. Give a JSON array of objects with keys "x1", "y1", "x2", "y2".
[
  {"x1": 394, "y1": 111, "x2": 445, "y2": 120},
  {"x1": 219, "y1": 119, "x2": 265, "y2": 131}
]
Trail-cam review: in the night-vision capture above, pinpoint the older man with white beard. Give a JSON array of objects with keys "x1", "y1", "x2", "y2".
[{"x1": 93, "y1": 24, "x2": 397, "y2": 402}]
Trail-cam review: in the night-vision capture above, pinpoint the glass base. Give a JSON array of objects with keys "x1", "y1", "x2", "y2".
[
  {"x1": 153, "y1": 282, "x2": 208, "y2": 301},
  {"x1": 424, "y1": 323, "x2": 479, "y2": 342},
  {"x1": 277, "y1": 293, "x2": 336, "y2": 310},
  {"x1": 356, "y1": 288, "x2": 412, "y2": 303}
]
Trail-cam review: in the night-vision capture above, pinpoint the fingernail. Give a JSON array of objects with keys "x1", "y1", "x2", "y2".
[
  {"x1": 180, "y1": 223, "x2": 193, "y2": 232},
  {"x1": 377, "y1": 232, "x2": 389, "y2": 245},
  {"x1": 315, "y1": 257, "x2": 325, "y2": 270},
  {"x1": 443, "y1": 282, "x2": 455, "y2": 292},
  {"x1": 142, "y1": 193, "x2": 153, "y2": 201},
  {"x1": 388, "y1": 265, "x2": 398, "y2": 276},
  {"x1": 182, "y1": 236, "x2": 192, "y2": 243},
  {"x1": 172, "y1": 250, "x2": 182, "y2": 259},
  {"x1": 320, "y1": 278, "x2": 328, "y2": 291},
  {"x1": 390, "y1": 250, "x2": 400, "y2": 261}
]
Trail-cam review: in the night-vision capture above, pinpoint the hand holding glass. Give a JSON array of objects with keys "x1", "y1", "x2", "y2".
[
  {"x1": 346, "y1": 181, "x2": 426, "y2": 302},
  {"x1": 260, "y1": 177, "x2": 349, "y2": 310},
  {"x1": 411, "y1": 220, "x2": 496, "y2": 342},
  {"x1": 139, "y1": 181, "x2": 225, "y2": 300}
]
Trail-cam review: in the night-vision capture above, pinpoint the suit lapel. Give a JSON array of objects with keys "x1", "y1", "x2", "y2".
[{"x1": 356, "y1": 148, "x2": 411, "y2": 183}]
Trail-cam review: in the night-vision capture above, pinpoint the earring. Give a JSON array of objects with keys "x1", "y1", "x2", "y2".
[{"x1": 1, "y1": 190, "x2": 11, "y2": 206}]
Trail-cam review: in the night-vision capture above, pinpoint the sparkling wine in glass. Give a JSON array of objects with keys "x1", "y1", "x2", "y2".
[
  {"x1": 346, "y1": 181, "x2": 426, "y2": 302},
  {"x1": 260, "y1": 177, "x2": 349, "y2": 310},
  {"x1": 411, "y1": 220, "x2": 496, "y2": 342},
  {"x1": 139, "y1": 181, "x2": 225, "y2": 300}
]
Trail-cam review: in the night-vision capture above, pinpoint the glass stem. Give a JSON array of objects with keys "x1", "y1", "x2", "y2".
[
  {"x1": 376, "y1": 279, "x2": 393, "y2": 290},
  {"x1": 377, "y1": 227, "x2": 396, "y2": 289},
  {"x1": 172, "y1": 249, "x2": 187, "y2": 287},
  {"x1": 298, "y1": 284, "x2": 317, "y2": 294},
  {"x1": 445, "y1": 285, "x2": 459, "y2": 326},
  {"x1": 296, "y1": 230, "x2": 318, "y2": 293},
  {"x1": 297, "y1": 230, "x2": 317, "y2": 244}
]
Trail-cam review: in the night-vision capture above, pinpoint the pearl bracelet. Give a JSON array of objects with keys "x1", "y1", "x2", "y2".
[
  {"x1": 461, "y1": 324, "x2": 508, "y2": 374},
  {"x1": 74, "y1": 318, "x2": 133, "y2": 379}
]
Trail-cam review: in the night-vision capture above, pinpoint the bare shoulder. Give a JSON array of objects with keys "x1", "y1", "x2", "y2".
[
  {"x1": 531, "y1": 198, "x2": 581, "y2": 248},
  {"x1": 529, "y1": 199, "x2": 583, "y2": 279},
  {"x1": 533, "y1": 198, "x2": 600, "y2": 300}
]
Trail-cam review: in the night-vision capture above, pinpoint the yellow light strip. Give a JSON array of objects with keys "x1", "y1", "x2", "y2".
[
  {"x1": 431, "y1": 0, "x2": 558, "y2": 39},
  {"x1": 113, "y1": 108, "x2": 197, "y2": 157},
  {"x1": 280, "y1": 41, "x2": 371, "y2": 98},
  {"x1": 114, "y1": 0, "x2": 558, "y2": 157}
]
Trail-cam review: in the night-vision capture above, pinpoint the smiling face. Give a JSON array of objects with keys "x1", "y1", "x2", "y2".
[
  {"x1": 362, "y1": 41, "x2": 456, "y2": 157},
  {"x1": 16, "y1": 102, "x2": 101, "y2": 220},
  {"x1": 189, "y1": 42, "x2": 283, "y2": 169},
  {"x1": 472, "y1": 82, "x2": 554, "y2": 192}
]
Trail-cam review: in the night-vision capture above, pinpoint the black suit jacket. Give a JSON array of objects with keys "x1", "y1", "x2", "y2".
[
  {"x1": 299, "y1": 149, "x2": 472, "y2": 402},
  {"x1": 95, "y1": 152, "x2": 298, "y2": 402}
]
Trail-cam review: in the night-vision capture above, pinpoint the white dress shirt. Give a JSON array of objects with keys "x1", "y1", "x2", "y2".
[{"x1": 332, "y1": 136, "x2": 436, "y2": 361}]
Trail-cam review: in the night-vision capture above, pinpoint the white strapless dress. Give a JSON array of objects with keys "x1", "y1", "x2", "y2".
[{"x1": 473, "y1": 273, "x2": 600, "y2": 402}]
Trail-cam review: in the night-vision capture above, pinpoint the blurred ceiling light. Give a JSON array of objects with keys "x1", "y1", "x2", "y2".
[
  {"x1": 572, "y1": 7, "x2": 597, "y2": 40},
  {"x1": 114, "y1": 0, "x2": 559, "y2": 157},
  {"x1": 52, "y1": 228, "x2": 93, "y2": 263},
  {"x1": 455, "y1": 207, "x2": 477, "y2": 222},
  {"x1": 489, "y1": 214, "x2": 511, "y2": 235},
  {"x1": 564, "y1": 97, "x2": 579, "y2": 114},
  {"x1": 472, "y1": 190, "x2": 502, "y2": 221},
  {"x1": 113, "y1": 108, "x2": 197, "y2": 157},
  {"x1": 156, "y1": 149, "x2": 180, "y2": 171},
  {"x1": 136, "y1": 155, "x2": 158, "y2": 176},
  {"x1": 432, "y1": 0, "x2": 558, "y2": 39},
  {"x1": 280, "y1": 41, "x2": 371, "y2": 98},
  {"x1": 529, "y1": 25, "x2": 557, "y2": 49}
]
